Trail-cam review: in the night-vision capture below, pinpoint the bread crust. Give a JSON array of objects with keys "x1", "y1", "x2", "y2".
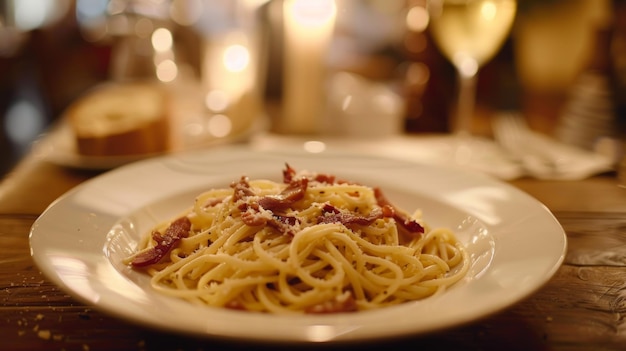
[{"x1": 66, "y1": 82, "x2": 170, "y2": 156}]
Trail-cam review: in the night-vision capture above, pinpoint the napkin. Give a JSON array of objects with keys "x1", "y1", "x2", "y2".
[{"x1": 492, "y1": 113, "x2": 614, "y2": 180}]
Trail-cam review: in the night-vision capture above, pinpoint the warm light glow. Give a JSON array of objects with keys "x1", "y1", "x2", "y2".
[
  {"x1": 290, "y1": 0, "x2": 336, "y2": 26},
  {"x1": 134, "y1": 18, "x2": 153, "y2": 38},
  {"x1": 373, "y1": 90, "x2": 401, "y2": 116},
  {"x1": 14, "y1": 0, "x2": 70, "y2": 30},
  {"x1": 341, "y1": 95, "x2": 352, "y2": 112},
  {"x1": 205, "y1": 90, "x2": 230, "y2": 112},
  {"x1": 170, "y1": 0, "x2": 203, "y2": 26},
  {"x1": 305, "y1": 324, "x2": 338, "y2": 342},
  {"x1": 303, "y1": 140, "x2": 326, "y2": 153},
  {"x1": 407, "y1": 62, "x2": 430, "y2": 86},
  {"x1": 406, "y1": 5, "x2": 429, "y2": 32},
  {"x1": 202, "y1": 31, "x2": 255, "y2": 112},
  {"x1": 481, "y1": 1, "x2": 497, "y2": 21},
  {"x1": 455, "y1": 54, "x2": 479, "y2": 77},
  {"x1": 184, "y1": 122, "x2": 204, "y2": 137},
  {"x1": 207, "y1": 114, "x2": 232, "y2": 138},
  {"x1": 223, "y1": 44, "x2": 250, "y2": 73},
  {"x1": 282, "y1": 0, "x2": 337, "y2": 133},
  {"x1": 156, "y1": 59, "x2": 178, "y2": 82},
  {"x1": 152, "y1": 28, "x2": 173, "y2": 53}
]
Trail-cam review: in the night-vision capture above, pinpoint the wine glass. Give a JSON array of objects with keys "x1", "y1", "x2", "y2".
[{"x1": 428, "y1": 0, "x2": 517, "y2": 135}]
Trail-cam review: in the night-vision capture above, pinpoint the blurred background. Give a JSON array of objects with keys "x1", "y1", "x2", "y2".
[{"x1": 1, "y1": 0, "x2": 624, "y2": 177}]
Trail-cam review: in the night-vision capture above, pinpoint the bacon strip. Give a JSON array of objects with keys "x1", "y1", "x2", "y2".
[
  {"x1": 258, "y1": 177, "x2": 308, "y2": 234},
  {"x1": 131, "y1": 216, "x2": 191, "y2": 267},
  {"x1": 317, "y1": 204, "x2": 383, "y2": 227},
  {"x1": 267, "y1": 214, "x2": 299, "y2": 235},
  {"x1": 283, "y1": 163, "x2": 296, "y2": 183},
  {"x1": 236, "y1": 175, "x2": 306, "y2": 235},
  {"x1": 239, "y1": 203, "x2": 266, "y2": 226},
  {"x1": 231, "y1": 176, "x2": 255, "y2": 201},
  {"x1": 374, "y1": 188, "x2": 424, "y2": 236},
  {"x1": 284, "y1": 163, "x2": 339, "y2": 185},
  {"x1": 240, "y1": 204, "x2": 300, "y2": 236},
  {"x1": 313, "y1": 173, "x2": 336, "y2": 184},
  {"x1": 258, "y1": 177, "x2": 308, "y2": 211},
  {"x1": 233, "y1": 171, "x2": 308, "y2": 211}
]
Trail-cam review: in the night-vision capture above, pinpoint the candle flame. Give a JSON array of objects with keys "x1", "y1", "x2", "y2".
[
  {"x1": 223, "y1": 44, "x2": 250, "y2": 73},
  {"x1": 152, "y1": 28, "x2": 173, "y2": 53}
]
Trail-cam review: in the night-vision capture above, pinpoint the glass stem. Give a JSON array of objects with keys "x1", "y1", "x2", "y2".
[{"x1": 454, "y1": 70, "x2": 478, "y2": 136}]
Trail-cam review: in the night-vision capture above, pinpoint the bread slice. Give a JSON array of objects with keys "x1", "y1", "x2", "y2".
[{"x1": 67, "y1": 82, "x2": 170, "y2": 156}]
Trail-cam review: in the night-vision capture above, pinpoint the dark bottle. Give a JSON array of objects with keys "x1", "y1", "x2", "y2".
[{"x1": 402, "y1": 0, "x2": 455, "y2": 134}]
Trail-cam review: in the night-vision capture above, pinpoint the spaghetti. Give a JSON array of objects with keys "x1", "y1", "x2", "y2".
[{"x1": 125, "y1": 164, "x2": 469, "y2": 314}]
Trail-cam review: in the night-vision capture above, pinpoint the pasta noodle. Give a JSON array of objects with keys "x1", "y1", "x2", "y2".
[{"x1": 125, "y1": 164, "x2": 469, "y2": 314}]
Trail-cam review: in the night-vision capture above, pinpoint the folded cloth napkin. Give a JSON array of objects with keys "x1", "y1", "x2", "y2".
[
  {"x1": 492, "y1": 113, "x2": 614, "y2": 180},
  {"x1": 508, "y1": 130, "x2": 614, "y2": 180}
]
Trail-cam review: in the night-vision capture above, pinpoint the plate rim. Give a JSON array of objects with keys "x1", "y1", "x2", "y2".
[{"x1": 29, "y1": 146, "x2": 567, "y2": 344}]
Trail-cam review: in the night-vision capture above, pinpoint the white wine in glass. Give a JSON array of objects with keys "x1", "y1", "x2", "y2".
[{"x1": 428, "y1": 0, "x2": 516, "y2": 134}]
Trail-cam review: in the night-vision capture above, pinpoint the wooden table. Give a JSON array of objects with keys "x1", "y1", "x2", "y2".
[{"x1": 2, "y1": 142, "x2": 626, "y2": 351}]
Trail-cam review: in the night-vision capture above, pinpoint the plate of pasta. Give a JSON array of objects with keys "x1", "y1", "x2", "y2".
[{"x1": 30, "y1": 146, "x2": 567, "y2": 343}]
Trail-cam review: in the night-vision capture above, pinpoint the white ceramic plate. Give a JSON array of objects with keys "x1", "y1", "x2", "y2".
[{"x1": 30, "y1": 147, "x2": 567, "y2": 344}]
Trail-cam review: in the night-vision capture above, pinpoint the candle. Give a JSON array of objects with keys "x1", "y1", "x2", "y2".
[
  {"x1": 203, "y1": 33, "x2": 254, "y2": 104},
  {"x1": 282, "y1": 0, "x2": 336, "y2": 134},
  {"x1": 201, "y1": 22, "x2": 262, "y2": 139}
]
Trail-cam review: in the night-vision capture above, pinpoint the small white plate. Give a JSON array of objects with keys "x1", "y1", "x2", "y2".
[{"x1": 29, "y1": 147, "x2": 566, "y2": 344}]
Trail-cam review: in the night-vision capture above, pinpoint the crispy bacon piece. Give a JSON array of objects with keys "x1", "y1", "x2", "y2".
[
  {"x1": 374, "y1": 188, "x2": 424, "y2": 236},
  {"x1": 239, "y1": 203, "x2": 266, "y2": 226},
  {"x1": 313, "y1": 173, "x2": 336, "y2": 184},
  {"x1": 240, "y1": 203, "x2": 300, "y2": 236},
  {"x1": 131, "y1": 216, "x2": 191, "y2": 268},
  {"x1": 231, "y1": 176, "x2": 255, "y2": 201},
  {"x1": 234, "y1": 171, "x2": 307, "y2": 211},
  {"x1": 267, "y1": 214, "x2": 299, "y2": 235},
  {"x1": 233, "y1": 167, "x2": 308, "y2": 236},
  {"x1": 258, "y1": 177, "x2": 308, "y2": 211},
  {"x1": 283, "y1": 163, "x2": 296, "y2": 183},
  {"x1": 284, "y1": 163, "x2": 339, "y2": 185}
]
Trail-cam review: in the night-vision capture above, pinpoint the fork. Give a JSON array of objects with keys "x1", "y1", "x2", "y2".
[{"x1": 492, "y1": 112, "x2": 560, "y2": 178}]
